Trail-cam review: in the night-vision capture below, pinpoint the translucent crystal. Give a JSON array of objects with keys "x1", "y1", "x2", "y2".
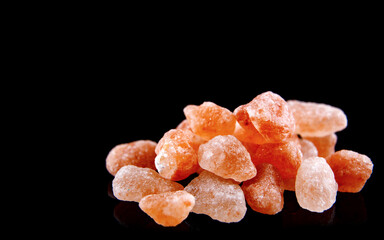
[
  {"x1": 198, "y1": 135, "x2": 256, "y2": 182},
  {"x1": 295, "y1": 157, "x2": 338, "y2": 213},
  {"x1": 139, "y1": 190, "x2": 195, "y2": 227},
  {"x1": 112, "y1": 165, "x2": 183, "y2": 202},
  {"x1": 184, "y1": 171, "x2": 247, "y2": 223}
]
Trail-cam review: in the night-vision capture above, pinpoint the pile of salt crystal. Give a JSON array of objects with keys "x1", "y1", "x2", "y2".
[{"x1": 106, "y1": 91, "x2": 373, "y2": 226}]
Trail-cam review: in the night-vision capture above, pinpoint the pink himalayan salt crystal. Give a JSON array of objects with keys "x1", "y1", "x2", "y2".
[
  {"x1": 184, "y1": 171, "x2": 247, "y2": 223},
  {"x1": 155, "y1": 129, "x2": 199, "y2": 181},
  {"x1": 326, "y1": 150, "x2": 373, "y2": 193},
  {"x1": 287, "y1": 100, "x2": 347, "y2": 137},
  {"x1": 183, "y1": 101, "x2": 236, "y2": 140},
  {"x1": 198, "y1": 135, "x2": 256, "y2": 182},
  {"x1": 242, "y1": 163, "x2": 284, "y2": 215},
  {"x1": 139, "y1": 190, "x2": 195, "y2": 227},
  {"x1": 176, "y1": 119, "x2": 192, "y2": 131},
  {"x1": 305, "y1": 133, "x2": 337, "y2": 158},
  {"x1": 245, "y1": 138, "x2": 302, "y2": 191},
  {"x1": 234, "y1": 91, "x2": 296, "y2": 144},
  {"x1": 112, "y1": 165, "x2": 183, "y2": 202},
  {"x1": 247, "y1": 137, "x2": 302, "y2": 180},
  {"x1": 295, "y1": 157, "x2": 338, "y2": 213},
  {"x1": 299, "y1": 138, "x2": 318, "y2": 159},
  {"x1": 233, "y1": 109, "x2": 266, "y2": 144},
  {"x1": 106, "y1": 140, "x2": 157, "y2": 176},
  {"x1": 175, "y1": 119, "x2": 208, "y2": 149}
]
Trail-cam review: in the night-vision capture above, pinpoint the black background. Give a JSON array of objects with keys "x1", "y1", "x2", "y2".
[{"x1": 49, "y1": 16, "x2": 383, "y2": 236}]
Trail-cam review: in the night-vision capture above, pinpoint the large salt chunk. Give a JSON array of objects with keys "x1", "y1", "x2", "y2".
[
  {"x1": 242, "y1": 163, "x2": 284, "y2": 215},
  {"x1": 139, "y1": 190, "x2": 195, "y2": 227},
  {"x1": 235, "y1": 91, "x2": 295, "y2": 143},
  {"x1": 155, "y1": 129, "x2": 199, "y2": 181},
  {"x1": 184, "y1": 171, "x2": 247, "y2": 223},
  {"x1": 233, "y1": 106, "x2": 266, "y2": 144},
  {"x1": 106, "y1": 140, "x2": 157, "y2": 176},
  {"x1": 183, "y1": 101, "x2": 236, "y2": 140},
  {"x1": 326, "y1": 150, "x2": 373, "y2": 193},
  {"x1": 198, "y1": 135, "x2": 256, "y2": 182},
  {"x1": 112, "y1": 165, "x2": 184, "y2": 202},
  {"x1": 248, "y1": 138, "x2": 302, "y2": 181},
  {"x1": 287, "y1": 100, "x2": 347, "y2": 137},
  {"x1": 295, "y1": 157, "x2": 338, "y2": 213}
]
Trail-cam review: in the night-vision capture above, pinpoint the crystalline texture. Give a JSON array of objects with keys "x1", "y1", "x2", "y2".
[
  {"x1": 184, "y1": 101, "x2": 236, "y2": 140},
  {"x1": 242, "y1": 163, "x2": 284, "y2": 215},
  {"x1": 198, "y1": 135, "x2": 256, "y2": 182},
  {"x1": 305, "y1": 133, "x2": 337, "y2": 158},
  {"x1": 106, "y1": 140, "x2": 157, "y2": 176},
  {"x1": 235, "y1": 91, "x2": 295, "y2": 143},
  {"x1": 295, "y1": 157, "x2": 338, "y2": 213},
  {"x1": 155, "y1": 129, "x2": 199, "y2": 181},
  {"x1": 288, "y1": 100, "x2": 347, "y2": 137},
  {"x1": 248, "y1": 138, "x2": 302, "y2": 180},
  {"x1": 299, "y1": 138, "x2": 318, "y2": 159},
  {"x1": 112, "y1": 165, "x2": 184, "y2": 202},
  {"x1": 326, "y1": 150, "x2": 373, "y2": 193},
  {"x1": 139, "y1": 190, "x2": 195, "y2": 227},
  {"x1": 184, "y1": 171, "x2": 247, "y2": 223}
]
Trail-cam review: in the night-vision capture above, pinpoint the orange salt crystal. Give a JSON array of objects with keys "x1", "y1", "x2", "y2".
[
  {"x1": 249, "y1": 138, "x2": 302, "y2": 180},
  {"x1": 242, "y1": 163, "x2": 284, "y2": 215},
  {"x1": 139, "y1": 190, "x2": 195, "y2": 227},
  {"x1": 175, "y1": 119, "x2": 207, "y2": 151},
  {"x1": 305, "y1": 133, "x2": 337, "y2": 158},
  {"x1": 233, "y1": 106, "x2": 267, "y2": 144},
  {"x1": 233, "y1": 121, "x2": 266, "y2": 144},
  {"x1": 287, "y1": 100, "x2": 347, "y2": 137},
  {"x1": 295, "y1": 157, "x2": 338, "y2": 213},
  {"x1": 155, "y1": 129, "x2": 199, "y2": 181},
  {"x1": 184, "y1": 171, "x2": 247, "y2": 223},
  {"x1": 183, "y1": 101, "x2": 236, "y2": 140},
  {"x1": 235, "y1": 91, "x2": 295, "y2": 143},
  {"x1": 198, "y1": 135, "x2": 256, "y2": 182},
  {"x1": 112, "y1": 165, "x2": 184, "y2": 202},
  {"x1": 106, "y1": 140, "x2": 157, "y2": 176},
  {"x1": 176, "y1": 119, "x2": 192, "y2": 131},
  {"x1": 298, "y1": 138, "x2": 318, "y2": 159},
  {"x1": 326, "y1": 150, "x2": 373, "y2": 193}
]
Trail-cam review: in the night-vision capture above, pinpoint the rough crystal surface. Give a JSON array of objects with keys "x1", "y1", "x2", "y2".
[
  {"x1": 299, "y1": 138, "x2": 318, "y2": 159},
  {"x1": 139, "y1": 190, "x2": 195, "y2": 227},
  {"x1": 326, "y1": 150, "x2": 373, "y2": 193},
  {"x1": 288, "y1": 100, "x2": 347, "y2": 137},
  {"x1": 295, "y1": 157, "x2": 338, "y2": 213},
  {"x1": 198, "y1": 135, "x2": 256, "y2": 182},
  {"x1": 242, "y1": 163, "x2": 284, "y2": 215},
  {"x1": 184, "y1": 171, "x2": 247, "y2": 223},
  {"x1": 155, "y1": 129, "x2": 199, "y2": 181},
  {"x1": 112, "y1": 165, "x2": 183, "y2": 202},
  {"x1": 305, "y1": 133, "x2": 337, "y2": 158},
  {"x1": 184, "y1": 101, "x2": 236, "y2": 140},
  {"x1": 248, "y1": 138, "x2": 302, "y2": 180},
  {"x1": 106, "y1": 140, "x2": 157, "y2": 176},
  {"x1": 235, "y1": 91, "x2": 295, "y2": 143},
  {"x1": 233, "y1": 106, "x2": 266, "y2": 144}
]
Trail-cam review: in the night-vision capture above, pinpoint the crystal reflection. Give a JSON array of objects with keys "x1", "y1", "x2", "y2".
[
  {"x1": 281, "y1": 191, "x2": 367, "y2": 228},
  {"x1": 108, "y1": 180, "x2": 367, "y2": 232}
]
